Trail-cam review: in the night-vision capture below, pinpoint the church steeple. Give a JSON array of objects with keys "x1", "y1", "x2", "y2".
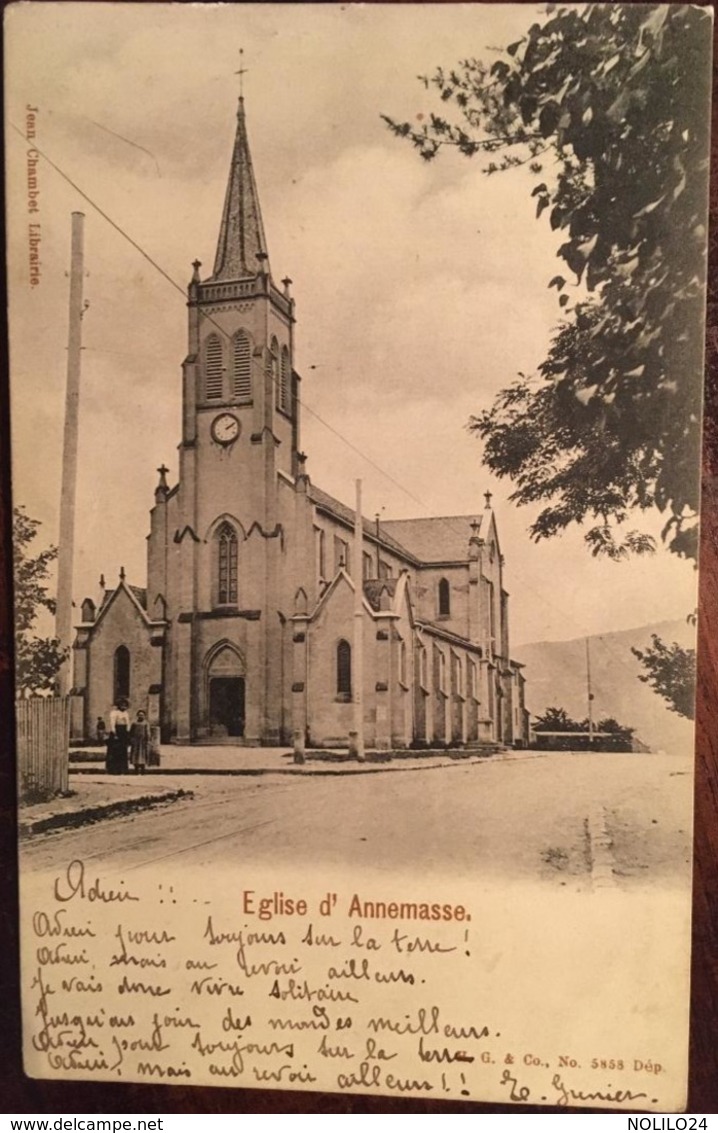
[{"x1": 209, "y1": 97, "x2": 270, "y2": 282}]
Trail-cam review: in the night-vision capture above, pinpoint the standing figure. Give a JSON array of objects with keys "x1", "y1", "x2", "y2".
[
  {"x1": 96, "y1": 716, "x2": 106, "y2": 745},
  {"x1": 106, "y1": 698, "x2": 131, "y2": 774},
  {"x1": 130, "y1": 710, "x2": 150, "y2": 774}
]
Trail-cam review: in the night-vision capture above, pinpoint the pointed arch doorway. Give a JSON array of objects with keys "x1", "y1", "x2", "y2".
[{"x1": 206, "y1": 642, "x2": 246, "y2": 740}]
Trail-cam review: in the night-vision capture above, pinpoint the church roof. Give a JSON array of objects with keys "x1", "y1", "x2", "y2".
[
  {"x1": 308, "y1": 483, "x2": 418, "y2": 562},
  {"x1": 209, "y1": 98, "x2": 270, "y2": 281},
  {"x1": 416, "y1": 618, "x2": 484, "y2": 654},
  {"x1": 98, "y1": 585, "x2": 147, "y2": 613},
  {"x1": 381, "y1": 515, "x2": 483, "y2": 563}
]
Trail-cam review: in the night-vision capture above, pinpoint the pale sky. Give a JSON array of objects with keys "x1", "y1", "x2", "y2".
[{"x1": 5, "y1": 2, "x2": 700, "y2": 645}]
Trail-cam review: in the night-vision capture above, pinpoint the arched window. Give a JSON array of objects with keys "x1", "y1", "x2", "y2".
[
  {"x1": 337, "y1": 639, "x2": 352, "y2": 698},
  {"x1": 316, "y1": 528, "x2": 326, "y2": 581},
  {"x1": 204, "y1": 334, "x2": 223, "y2": 400},
  {"x1": 438, "y1": 577, "x2": 451, "y2": 617},
  {"x1": 113, "y1": 645, "x2": 130, "y2": 703},
  {"x1": 279, "y1": 346, "x2": 291, "y2": 413},
  {"x1": 217, "y1": 522, "x2": 238, "y2": 605},
  {"x1": 232, "y1": 331, "x2": 251, "y2": 400},
  {"x1": 270, "y1": 336, "x2": 280, "y2": 408},
  {"x1": 487, "y1": 579, "x2": 496, "y2": 639}
]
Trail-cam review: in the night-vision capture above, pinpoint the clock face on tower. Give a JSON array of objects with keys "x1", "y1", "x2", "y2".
[{"x1": 211, "y1": 413, "x2": 240, "y2": 445}]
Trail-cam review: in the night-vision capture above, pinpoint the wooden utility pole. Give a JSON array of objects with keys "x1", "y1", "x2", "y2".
[
  {"x1": 586, "y1": 636, "x2": 594, "y2": 748},
  {"x1": 55, "y1": 211, "x2": 85, "y2": 697},
  {"x1": 352, "y1": 479, "x2": 365, "y2": 761}
]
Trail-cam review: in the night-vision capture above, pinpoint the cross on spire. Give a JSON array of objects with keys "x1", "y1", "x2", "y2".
[
  {"x1": 484, "y1": 490, "x2": 493, "y2": 509},
  {"x1": 235, "y1": 47, "x2": 248, "y2": 98},
  {"x1": 156, "y1": 463, "x2": 170, "y2": 498}
]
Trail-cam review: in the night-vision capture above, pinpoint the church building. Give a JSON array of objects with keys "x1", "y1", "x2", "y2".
[{"x1": 71, "y1": 97, "x2": 529, "y2": 752}]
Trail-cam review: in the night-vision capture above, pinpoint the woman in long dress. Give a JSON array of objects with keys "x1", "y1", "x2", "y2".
[
  {"x1": 106, "y1": 698, "x2": 131, "y2": 774},
  {"x1": 130, "y1": 710, "x2": 150, "y2": 774}
]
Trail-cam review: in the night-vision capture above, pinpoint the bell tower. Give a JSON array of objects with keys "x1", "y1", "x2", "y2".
[
  {"x1": 168, "y1": 96, "x2": 300, "y2": 745},
  {"x1": 179, "y1": 95, "x2": 299, "y2": 544}
]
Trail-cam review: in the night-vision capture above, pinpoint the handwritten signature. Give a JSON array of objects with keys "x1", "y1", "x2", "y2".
[{"x1": 500, "y1": 1068, "x2": 652, "y2": 1108}]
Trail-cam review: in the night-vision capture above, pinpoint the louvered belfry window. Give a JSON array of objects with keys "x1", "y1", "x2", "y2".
[
  {"x1": 232, "y1": 331, "x2": 252, "y2": 400},
  {"x1": 280, "y1": 346, "x2": 291, "y2": 413},
  {"x1": 205, "y1": 334, "x2": 223, "y2": 400},
  {"x1": 217, "y1": 522, "x2": 238, "y2": 605},
  {"x1": 270, "y1": 337, "x2": 280, "y2": 408}
]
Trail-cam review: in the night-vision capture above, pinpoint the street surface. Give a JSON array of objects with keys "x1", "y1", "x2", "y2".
[{"x1": 21, "y1": 750, "x2": 692, "y2": 890}]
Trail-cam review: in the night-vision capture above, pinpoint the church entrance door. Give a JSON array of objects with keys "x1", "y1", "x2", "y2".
[{"x1": 209, "y1": 677, "x2": 245, "y2": 738}]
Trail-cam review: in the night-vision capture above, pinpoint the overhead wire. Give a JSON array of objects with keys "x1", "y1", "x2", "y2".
[{"x1": 9, "y1": 122, "x2": 599, "y2": 640}]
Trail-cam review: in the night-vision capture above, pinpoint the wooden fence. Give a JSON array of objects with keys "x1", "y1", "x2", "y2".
[{"x1": 16, "y1": 697, "x2": 70, "y2": 798}]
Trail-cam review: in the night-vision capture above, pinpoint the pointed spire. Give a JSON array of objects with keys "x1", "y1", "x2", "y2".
[{"x1": 210, "y1": 98, "x2": 270, "y2": 282}]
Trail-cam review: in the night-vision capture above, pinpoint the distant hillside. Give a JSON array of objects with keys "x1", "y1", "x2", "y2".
[{"x1": 513, "y1": 620, "x2": 696, "y2": 754}]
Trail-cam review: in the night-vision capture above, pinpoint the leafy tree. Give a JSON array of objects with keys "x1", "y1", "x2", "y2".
[
  {"x1": 384, "y1": 3, "x2": 711, "y2": 562},
  {"x1": 631, "y1": 635, "x2": 696, "y2": 720},
  {"x1": 596, "y1": 716, "x2": 634, "y2": 737},
  {"x1": 534, "y1": 707, "x2": 635, "y2": 734},
  {"x1": 533, "y1": 706, "x2": 582, "y2": 732},
  {"x1": 13, "y1": 506, "x2": 67, "y2": 695}
]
